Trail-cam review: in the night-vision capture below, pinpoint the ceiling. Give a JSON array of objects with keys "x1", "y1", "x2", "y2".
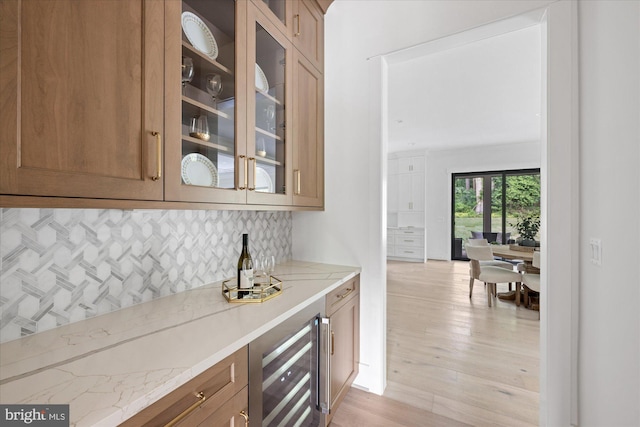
[{"x1": 387, "y1": 24, "x2": 542, "y2": 153}]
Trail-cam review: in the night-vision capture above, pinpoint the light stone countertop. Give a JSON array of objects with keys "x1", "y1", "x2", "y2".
[{"x1": 0, "y1": 260, "x2": 360, "y2": 426}]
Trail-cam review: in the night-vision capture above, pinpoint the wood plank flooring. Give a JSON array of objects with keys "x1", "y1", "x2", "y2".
[{"x1": 331, "y1": 260, "x2": 540, "y2": 426}]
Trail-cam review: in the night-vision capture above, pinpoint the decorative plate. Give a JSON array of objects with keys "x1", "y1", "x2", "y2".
[
  {"x1": 255, "y1": 166, "x2": 274, "y2": 193},
  {"x1": 181, "y1": 153, "x2": 219, "y2": 187},
  {"x1": 255, "y1": 64, "x2": 269, "y2": 92},
  {"x1": 181, "y1": 12, "x2": 219, "y2": 60}
]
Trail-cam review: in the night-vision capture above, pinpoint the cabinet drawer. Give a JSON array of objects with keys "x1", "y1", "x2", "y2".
[
  {"x1": 394, "y1": 246, "x2": 425, "y2": 259},
  {"x1": 120, "y1": 347, "x2": 248, "y2": 426},
  {"x1": 326, "y1": 275, "x2": 359, "y2": 316},
  {"x1": 396, "y1": 228, "x2": 424, "y2": 237},
  {"x1": 186, "y1": 385, "x2": 248, "y2": 426},
  {"x1": 393, "y1": 236, "x2": 423, "y2": 248}
]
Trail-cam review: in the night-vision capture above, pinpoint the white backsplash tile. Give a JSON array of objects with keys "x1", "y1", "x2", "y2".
[{"x1": 0, "y1": 208, "x2": 292, "y2": 343}]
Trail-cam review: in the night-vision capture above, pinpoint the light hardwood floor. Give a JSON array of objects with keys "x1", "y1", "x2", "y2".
[{"x1": 331, "y1": 260, "x2": 540, "y2": 426}]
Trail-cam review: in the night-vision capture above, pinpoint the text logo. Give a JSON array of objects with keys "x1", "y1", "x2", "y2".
[{"x1": 0, "y1": 405, "x2": 69, "y2": 426}]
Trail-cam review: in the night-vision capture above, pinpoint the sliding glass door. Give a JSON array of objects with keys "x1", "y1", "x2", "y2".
[{"x1": 451, "y1": 169, "x2": 540, "y2": 260}]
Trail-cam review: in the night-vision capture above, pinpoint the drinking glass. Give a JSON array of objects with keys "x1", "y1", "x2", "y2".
[
  {"x1": 205, "y1": 74, "x2": 223, "y2": 105},
  {"x1": 257, "y1": 137, "x2": 267, "y2": 157},
  {"x1": 265, "y1": 105, "x2": 276, "y2": 133},
  {"x1": 264, "y1": 255, "x2": 275, "y2": 283},
  {"x1": 189, "y1": 115, "x2": 210, "y2": 142},
  {"x1": 255, "y1": 253, "x2": 266, "y2": 282},
  {"x1": 181, "y1": 56, "x2": 194, "y2": 94}
]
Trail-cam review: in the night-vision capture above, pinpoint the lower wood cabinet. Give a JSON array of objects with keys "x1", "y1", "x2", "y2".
[
  {"x1": 325, "y1": 274, "x2": 360, "y2": 425},
  {"x1": 120, "y1": 347, "x2": 248, "y2": 427},
  {"x1": 118, "y1": 274, "x2": 360, "y2": 427}
]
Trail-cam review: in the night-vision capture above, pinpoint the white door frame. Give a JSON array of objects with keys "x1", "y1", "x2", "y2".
[{"x1": 376, "y1": 1, "x2": 579, "y2": 425}]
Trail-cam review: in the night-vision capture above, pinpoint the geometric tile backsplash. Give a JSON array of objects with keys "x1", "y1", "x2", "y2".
[{"x1": 0, "y1": 208, "x2": 292, "y2": 343}]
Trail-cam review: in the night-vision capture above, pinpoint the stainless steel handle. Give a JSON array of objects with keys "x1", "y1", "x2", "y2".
[
  {"x1": 151, "y1": 131, "x2": 162, "y2": 181},
  {"x1": 164, "y1": 391, "x2": 205, "y2": 427},
  {"x1": 318, "y1": 317, "x2": 331, "y2": 414},
  {"x1": 331, "y1": 330, "x2": 335, "y2": 356}
]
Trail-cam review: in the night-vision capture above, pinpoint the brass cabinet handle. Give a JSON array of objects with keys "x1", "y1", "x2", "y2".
[
  {"x1": 238, "y1": 155, "x2": 247, "y2": 190},
  {"x1": 331, "y1": 330, "x2": 335, "y2": 356},
  {"x1": 294, "y1": 169, "x2": 301, "y2": 195},
  {"x1": 164, "y1": 391, "x2": 205, "y2": 427},
  {"x1": 248, "y1": 157, "x2": 256, "y2": 191},
  {"x1": 151, "y1": 131, "x2": 162, "y2": 181},
  {"x1": 294, "y1": 14, "x2": 301, "y2": 36},
  {"x1": 239, "y1": 410, "x2": 249, "y2": 426},
  {"x1": 337, "y1": 287, "x2": 353, "y2": 300}
]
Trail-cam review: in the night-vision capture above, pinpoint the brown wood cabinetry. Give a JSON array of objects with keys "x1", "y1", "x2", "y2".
[
  {"x1": 325, "y1": 274, "x2": 360, "y2": 425},
  {"x1": 0, "y1": 0, "x2": 164, "y2": 201},
  {"x1": 0, "y1": 0, "x2": 328, "y2": 210},
  {"x1": 291, "y1": 0, "x2": 325, "y2": 71},
  {"x1": 120, "y1": 347, "x2": 248, "y2": 427},
  {"x1": 293, "y1": 49, "x2": 324, "y2": 207}
]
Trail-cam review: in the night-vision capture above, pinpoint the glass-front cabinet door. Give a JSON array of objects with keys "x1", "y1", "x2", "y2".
[
  {"x1": 165, "y1": 0, "x2": 247, "y2": 204},
  {"x1": 247, "y1": 6, "x2": 292, "y2": 205}
]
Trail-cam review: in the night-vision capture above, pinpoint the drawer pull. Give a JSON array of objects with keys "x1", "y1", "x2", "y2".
[
  {"x1": 165, "y1": 391, "x2": 206, "y2": 427},
  {"x1": 239, "y1": 410, "x2": 249, "y2": 426},
  {"x1": 336, "y1": 287, "x2": 353, "y2": 300}
]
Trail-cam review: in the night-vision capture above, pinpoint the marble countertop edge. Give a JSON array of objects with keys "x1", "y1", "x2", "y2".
[{"x1": 0, "y1": 261, "x2": 360, "y2": 427}]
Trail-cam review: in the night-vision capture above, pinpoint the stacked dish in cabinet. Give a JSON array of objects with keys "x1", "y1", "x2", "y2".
[
  {"x1": 180, "y1": 1, "x2": 236, "y2": 189},
  {"x1": 387, "y1": 227, "x2": 426, "y2": 262}
]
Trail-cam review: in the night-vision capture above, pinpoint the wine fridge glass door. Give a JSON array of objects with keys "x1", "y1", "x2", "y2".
[{"x1": 249, "y1": 298, "x2": 327, "y2": 426}]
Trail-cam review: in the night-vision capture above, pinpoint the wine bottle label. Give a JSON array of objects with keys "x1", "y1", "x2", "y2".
[{"x1": 240, "y1": 271, "x2": 253, "y2": 289}]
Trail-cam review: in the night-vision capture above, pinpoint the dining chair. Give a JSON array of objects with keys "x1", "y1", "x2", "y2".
[
  {"x1": 521, "y1": 251, "x2": 541, "y2": 310},
  {"x1": 466, "y1": 245, "x2": 523, "y2": 307},
  {"x1": 466, "y1": 239, "x2": 515, "y2": 297}
]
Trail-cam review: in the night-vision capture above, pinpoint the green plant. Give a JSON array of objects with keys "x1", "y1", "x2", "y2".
[{"x1": 512, "y1": 214, "x2": 540, "y2": 240}]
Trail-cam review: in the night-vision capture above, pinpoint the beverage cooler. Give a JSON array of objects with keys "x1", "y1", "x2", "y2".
[{"x1": 249, "y1": 298, "x2": 329, "y2": 426}]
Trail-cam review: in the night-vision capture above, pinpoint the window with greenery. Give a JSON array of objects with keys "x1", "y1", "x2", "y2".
[{"x1": 451, "y1": 169, "x2": 540, "y2": 260}]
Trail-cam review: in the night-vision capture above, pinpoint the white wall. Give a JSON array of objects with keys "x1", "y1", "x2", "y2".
[
  {"x1": 425, "y1": 141, "x2": 541, "y2": 260},
  {"x1": 578, "y1": 1, "x2": 640, "y2": 425},
  {"x1": 292, "y1": 0, "x2": 555, "y2": 396}
]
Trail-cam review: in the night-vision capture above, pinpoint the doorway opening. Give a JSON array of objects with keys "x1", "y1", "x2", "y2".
[{"x1": 451, "y1": 168, "x2": 540, "y2": 260}]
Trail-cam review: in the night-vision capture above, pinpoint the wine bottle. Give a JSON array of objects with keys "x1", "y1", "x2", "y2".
[{"x1": 237, "y1": 233, "x2": 252, "y2": 299}]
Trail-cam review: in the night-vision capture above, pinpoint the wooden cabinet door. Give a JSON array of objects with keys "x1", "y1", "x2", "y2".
[
  {"x1": 292, "y1": 50, "x2": 323, "y2": 207},
  {"x1": 0, "y1": 0, "x2": 164, "y2": 201},
  {"x1": 164, "y1": 0, "x2": 248, "y2": 205},
  {"x1": 290, "y1": 0, "x2": 324, "y2": 71},
  {"x1": 328, "y1": 293, "x2": 359, "y2": 425},
  {"x1": 246, "y1": 4, "x2": 293, "y2": 206}
]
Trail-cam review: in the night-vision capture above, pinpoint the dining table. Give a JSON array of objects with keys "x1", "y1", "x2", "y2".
[
  {"x1": 490, "y1": 245, "x2": 540, "y2": 308},
  {"x1": 491, "y1": 244, "x2": 539, "y2": 273}
]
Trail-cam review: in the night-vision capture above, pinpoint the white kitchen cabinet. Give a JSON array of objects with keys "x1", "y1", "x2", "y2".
[
  {"x1": 387, "y1": 152, "x2": 426, "y2": 261},
  {"x1": 387, "y1": 227, "x2": 426, "y2": 262},
  {"x1": 397, "y1": 171, "x2": 424, "y2": 212},
  {"x1": 398, "y1": 156, "x2": 424, "y2": 173}
]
